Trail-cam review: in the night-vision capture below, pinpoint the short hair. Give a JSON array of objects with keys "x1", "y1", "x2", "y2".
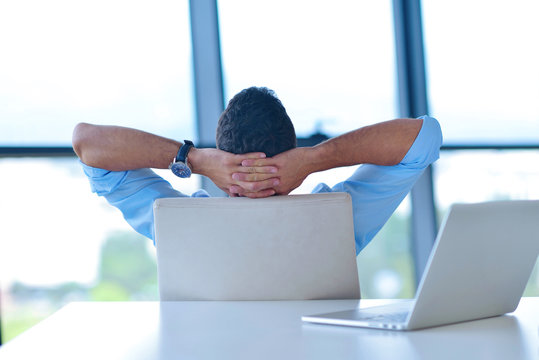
[{"x1": 216, "y1": 87, "x2": 297, "y2": 157}]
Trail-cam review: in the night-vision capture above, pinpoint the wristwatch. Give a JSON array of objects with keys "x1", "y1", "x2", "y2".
[{"x1": 169, "y1": 140, "x2": 194, "y2": 178}]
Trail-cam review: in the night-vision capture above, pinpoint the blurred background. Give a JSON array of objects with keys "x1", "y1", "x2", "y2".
[{"x1": 1, "y1": 0, "x2": 538, "y2": 343}]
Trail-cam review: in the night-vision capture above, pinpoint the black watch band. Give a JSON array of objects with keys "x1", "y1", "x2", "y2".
[{"x1": 175, "y1": 140, "x2": 194, "y2": 164}]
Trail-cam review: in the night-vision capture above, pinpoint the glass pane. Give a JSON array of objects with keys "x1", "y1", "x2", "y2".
[
  {"x1": 218, "y1": 0, "x2": 397, "y2": 137},
  {"x1": 0, "y1": 158, "x2": 202, "y2": 342},
  {"x1": 434, "y1": 150, "x2": 539, "y2": 296},
  {"x1": 423, "y1": 0, "x2": 539, "y2": 144},
  {"x1": 0, "y1": 0, "x2": 194, "y2": 145}
]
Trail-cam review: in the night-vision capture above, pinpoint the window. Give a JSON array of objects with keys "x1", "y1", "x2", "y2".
[
  {"x1": 218, "y1": 0, "x2": 397, "y2": 137},
  {"x1": 0, "y1": 0, "x2": 195, "y2": 342},
  {"x1": 0, "y1": 0, "x2": 195, "y2": 145},
  {"x1": 422, "y1": 0, "x2": 539, "y2": 144}
]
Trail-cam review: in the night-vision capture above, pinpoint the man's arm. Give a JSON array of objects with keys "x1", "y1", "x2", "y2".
[
  {"x1": 72, "y1": 123, "x2": 279, "y2": 197},
  {"x1": 232, "y1": 118, "x2": 424, "y2": 196}
]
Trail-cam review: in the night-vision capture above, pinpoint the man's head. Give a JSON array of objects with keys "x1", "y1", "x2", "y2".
[{"x1": 216, "y1": 87, "x2": 297, "y2": 157}]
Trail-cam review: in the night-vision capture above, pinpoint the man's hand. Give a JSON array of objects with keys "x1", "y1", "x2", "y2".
[
  {"x1": 229, "y1": 147, "x2": 314, "y2": 197},
  {"x1": 188, "y1": 148, "x2": 280, "y2": 198}
]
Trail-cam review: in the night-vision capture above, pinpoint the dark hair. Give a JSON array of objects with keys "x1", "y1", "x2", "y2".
[{"x1": 216, "y1": 87, "x2": 297, "y2": 157}]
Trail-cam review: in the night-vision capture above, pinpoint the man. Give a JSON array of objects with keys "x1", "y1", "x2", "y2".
[{"x1": 72, "y1": 87, "x2": 442, "y2": 254}]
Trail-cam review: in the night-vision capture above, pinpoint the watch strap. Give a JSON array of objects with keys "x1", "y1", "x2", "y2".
[{"x1": 175, "y1": 140, "x2": 194, "y2": 163}]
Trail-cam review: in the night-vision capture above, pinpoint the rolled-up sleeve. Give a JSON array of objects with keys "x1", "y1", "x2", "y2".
[
  {"x1": 313, "y1": 115, "x2": 443, "y2": 254},
  {"x1": 399, "y1": 115, "x2": 443, "y2": 169},
  {"x1": 81, "y1": 162, "x2": 192, "y2": 242}
]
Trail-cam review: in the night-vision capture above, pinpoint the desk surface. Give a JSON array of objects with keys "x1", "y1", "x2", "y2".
[{"x1": 0, "y1": 298, "x2": 537, "y2": 360}]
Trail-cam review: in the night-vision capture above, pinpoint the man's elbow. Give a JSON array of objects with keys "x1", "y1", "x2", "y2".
[{"x1": 72, "y1": 122, "x2": 92, "y2": 163}]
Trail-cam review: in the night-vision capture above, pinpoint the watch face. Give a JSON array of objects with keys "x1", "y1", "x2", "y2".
[{"x1": 170, "y1": 162, "x2": 192, "y2": 178}]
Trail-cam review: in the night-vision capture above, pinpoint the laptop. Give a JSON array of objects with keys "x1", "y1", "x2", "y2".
[
  {"x1": 302, "y1": 200, "x2": 539, "y2": 330},
  {"x1": 153, "y1": 192, "x2": 360, "y2": 301}
]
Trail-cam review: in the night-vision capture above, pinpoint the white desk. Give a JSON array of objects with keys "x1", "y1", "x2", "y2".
[{"x1": 0, "y1": 298, "x2": 537, "y2": 360}]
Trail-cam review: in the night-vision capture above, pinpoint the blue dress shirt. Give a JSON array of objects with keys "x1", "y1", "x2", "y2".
[{"x1": 81, "y1": 116, "x2": 442, "y2": 254}]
